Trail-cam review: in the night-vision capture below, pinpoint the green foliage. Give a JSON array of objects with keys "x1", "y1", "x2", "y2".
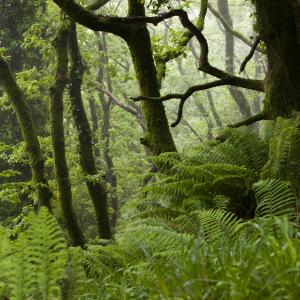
[
  {"x1": 254, "y1": 179, "x2": 296, "y2": 217},
  {"x1": 74, "y1": 125, "x2": 300, "y2": 299},
  {"x1": 0, "y1": 209, "x2": 87, "y2": 300},
  {"x1": 144, "y1": 127, "x2": 268, "y2": 219},
  {"x1": 1, "y1": 123, "x2": 300, "y2": 300},
  {"x1": 0, "y1": 0, "x2": 300, "y2": 298}
]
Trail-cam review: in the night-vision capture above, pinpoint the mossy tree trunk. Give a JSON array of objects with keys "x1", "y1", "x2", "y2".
[
  {"x1": 68, "y1": 22, "x2": 111, "y2": 239},
  {"x1": 254, "y1": 0, "x2": 300, "y2": 118},
  {"x1": 51, "y1": 0, "x2": 177, "y2": 156},
  {"x1": 0, "y1": 56, "x2": 52, "y2": 209},
  {"x1": 125, "y1": 0, "x2": 177, "y2": 156},
  {"x1": 49, "y1": 25, "x2": 85, "y2": 247}
]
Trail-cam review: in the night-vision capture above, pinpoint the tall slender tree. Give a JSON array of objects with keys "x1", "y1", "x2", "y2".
[
  {"x1": 216, "y1": 0, "x2": 252, "y2": 118},
  {"x1": 49, "y1": 24, "x2": 85, "y2": 247},
  {"x1": 96, "y1": 32, "x2": 119, "y2": 228},
  {"x1": 68, "y1": 21, "x2": 111, "y2": 239}
]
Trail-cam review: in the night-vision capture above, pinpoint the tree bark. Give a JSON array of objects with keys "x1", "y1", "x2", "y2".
[
  {"x1": 0, "y1": 56, "x2": 52, "y2": 209},
  {"x1": 68, "y1": 22, "x2": 111, "y2": 239},
  {"x1": 88, "y1": 96, "x2": 101, "y2": 158},
  {"x1": 254, "y1": 0, "x2": 300, "y2": 118},
  {"x1": 49, "y1": 25, "x2": 85, "y2": 247},
  {"x1": 96, "y1": 32, "x2": 119, "y2": 228},
  {"x1": 51, "y1": 0, "x2": 177, "y2": 156},
  {"x1": 125, "y1": 0, "x2": 177, "y2": 155}
]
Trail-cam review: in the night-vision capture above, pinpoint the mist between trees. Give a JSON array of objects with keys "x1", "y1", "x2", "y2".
[{"x1": 1, "y1": 0, "x2": 300, "y2": 299}]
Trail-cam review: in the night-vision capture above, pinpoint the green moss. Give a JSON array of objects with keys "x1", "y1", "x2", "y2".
[
  {"x1": 126, "y1": 0, "x2": 176, "y2": 156},
  {"x1": 255, "y1": 0, "x2": 300, "y2": 118},
  {"x1": 0, "y1": 55, "x2": 52, "y2": 209}
]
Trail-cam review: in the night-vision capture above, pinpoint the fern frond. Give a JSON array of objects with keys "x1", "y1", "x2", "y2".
[
  {"x1": 61, "y1": 247, "x2": 88, "y2": 300},
  {"x1": 254, "y1": 179, "x2": 296, "y2": 217},
  {"x1": 7, "y1": 208, "x2": 68, "y2": 300},
  {"x1": 116, "y1": 224, "x2": 192, "y2": 259},
  {"x1": 175, "y1": 209, "x2": 243, "y2": 240},
  {"x1": 218, "y1": 126, "x2": 268, "y2": 171}
]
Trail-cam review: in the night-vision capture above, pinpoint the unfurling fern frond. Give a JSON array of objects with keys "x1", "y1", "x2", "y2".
[{"x1": 254, "y1": 179, "x2": 296, "y2": 217}]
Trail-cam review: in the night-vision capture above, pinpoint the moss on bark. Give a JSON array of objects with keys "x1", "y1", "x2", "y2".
[
  {"x1": 126, "y1": 0, "x2": 177, "y2": 156},
  {"x1": 255, "y1": 0, "x2": 300, "y2": 118},
  {"x1": 50, "y1": 25, "x2": 85, "y2": 247},
  {"x1": 68, "y1": 22, "x2": 111, "y2": 239},
  {"x1": 0, "y1": 55, "x2": 52, "y2": 209}
]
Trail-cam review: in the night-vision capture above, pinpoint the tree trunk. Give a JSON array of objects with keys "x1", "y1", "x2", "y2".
[
  {"x1": 252, "y1": 54, "x2": 263, "y2": 115},
  {"x1": 88, "y1": 96, "x2": 101, "y2": 158},
  {"x1": 68, "y1": 22, "x2": 111, "y2": 239},
  {"x1": 217, "y1": 0, "x2": 252, "y2": 118},
  {"x1": 125, "y1": 0, "x2": 177, "y2": 156},
  {"x1": 97, "y1": 32, "x2": 119, "y2": 228},
  {"x1": 0, "y1": 56, "x2": 52, "y2": 209},
  {"x1": 193, "y1": 97, "x2": 213, "y2": 140},
  {"x1": 49, "y1": 25, "x2": 85, "y2": 247},
  {"x1": 255, "y1": 0, "x2": 300, "y2": 118}
]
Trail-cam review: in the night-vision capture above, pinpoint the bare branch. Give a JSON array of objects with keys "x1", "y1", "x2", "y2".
[
  {"x1": 52, "y1": 0, "x2": 129, "y2": 37},
  {"x1": 239, "y1": 36, "x2": 261, "y2": 74},
  {"x1": 100, "y1": 88, "x2": 146, "y2": 131},
  {"x1": 132, "y1": 78, "x2": 232, "y2": 103},
  {"x1": 181, "y1": 118, "x2": 204, "y2": 141},
  {"x1": 229, "y1": 112, "x2": 267, "y2": 128},
  {"x1": 52, "y1": 2, "x2": 264, "y2": 92},
  {"x1": 133, "y1": 78, "x2": 234, "y2": 127},
  {"x1": 157, "y1": 9, "x2": 265, "y2": 92}
]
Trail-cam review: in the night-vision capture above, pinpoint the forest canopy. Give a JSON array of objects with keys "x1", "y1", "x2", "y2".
[{"x1": 1, "y1": 0, "x2": 300, "y2": 299}]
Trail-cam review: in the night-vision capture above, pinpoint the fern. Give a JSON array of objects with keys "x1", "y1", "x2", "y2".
[
  {"x1": 0, "y1": 209, "x2": 88, "y2": 300},
  {"x1": 174, "y1": 209, "x2": 243, "y2": 240},
  {"x1": 116, "y1": 224, "x2": 192, "y2": 259},
  {"x1": 0, "y1": 228, "x2": 10, "y2": 298},
  {"x1": 261, "y1": 118, "x2": 300, "y2": 193},
  {"x1": 254, "y1": 179, "x2": 296, "y2": 217},
  {"x1": 61, "y1": 247, "x2": 89, "y2": 300},
  {"x1": 6, "y1": 208, "x2": 67, "y2": 300}
]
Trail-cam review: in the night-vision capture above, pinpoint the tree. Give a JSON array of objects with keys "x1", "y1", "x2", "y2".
[
  {"x1": 68, "y1": 21, "x2": 111, "y2": 239},
  {"x1": 0, "y1": 55, "x2": 52, "y2": 210},
  {"x1": 51, "y1": 0, "x2": 176, "y2": 156},
  {"x1": 216, "y1": 0, "x2": 252, "y2": 118},
  {"x1": 49, "y1": 23, "x2": 85, "y2": 247},
  {"x1": 254, "y1": 0, "x2": 300, "y2": 118},
  {"x1": 96, "y1": 32, "x2": 119, "y2": 227}
]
